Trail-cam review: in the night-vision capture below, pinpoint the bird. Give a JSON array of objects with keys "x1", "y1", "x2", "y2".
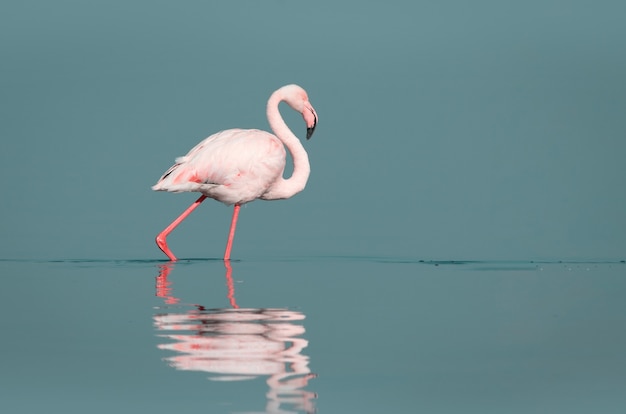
[{"x1": 152, "y1": 84, "x2": 318, "y2": 261}]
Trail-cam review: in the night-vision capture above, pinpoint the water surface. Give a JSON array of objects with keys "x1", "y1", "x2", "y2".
[{"x1": 1, "y1": 258, "x2": 625, "y2": 413}]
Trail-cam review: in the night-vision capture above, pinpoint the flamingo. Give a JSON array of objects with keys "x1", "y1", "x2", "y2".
[{"x1": 152, "y1": 84, "x2": 318, "y2": 261}]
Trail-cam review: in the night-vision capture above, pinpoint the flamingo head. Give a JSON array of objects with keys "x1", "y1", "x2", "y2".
[{"x1": 281, "y1": 84, "x2": 318, "y2": 140}]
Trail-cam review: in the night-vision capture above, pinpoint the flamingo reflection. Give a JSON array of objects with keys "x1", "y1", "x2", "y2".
[{"x1": 155, "y1": 262, "x2": 316, "y2": 414}]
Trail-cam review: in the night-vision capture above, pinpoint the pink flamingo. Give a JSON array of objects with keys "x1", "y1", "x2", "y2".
[{"x1": 152, "y1": 84, "x2": 318, "y2": 261}]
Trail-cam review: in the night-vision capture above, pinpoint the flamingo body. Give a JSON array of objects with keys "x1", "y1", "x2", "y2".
[
  {"x1": 152, "y1": 129, "x2": 287, "y2": 206},
  {"x1": 152, "y1": 84, "x2": 318, "y2": 261}
]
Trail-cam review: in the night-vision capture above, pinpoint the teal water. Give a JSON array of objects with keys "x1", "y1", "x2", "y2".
[
  {"x1": 1, "y1": 258, "x2": 625, "y2": 413},
  {"x1": 2, "y1": 1, "x2": 626, "y2": 412}
]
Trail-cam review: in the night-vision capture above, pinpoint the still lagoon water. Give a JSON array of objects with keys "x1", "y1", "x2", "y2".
[
  {"x1": 3, "y1": 1, "x2": 626, "y2": 412},
  {"x1": 1, "y1": 257, "x2": 625, "y2": 413}
]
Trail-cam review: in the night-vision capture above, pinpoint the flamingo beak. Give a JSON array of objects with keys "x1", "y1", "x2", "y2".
[{"x1": 305, "y1": 106, "x2": 317, "y2": 140}]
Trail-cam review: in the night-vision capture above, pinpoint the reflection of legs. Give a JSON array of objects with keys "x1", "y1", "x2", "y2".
[
  {"x1": 156, "y1": 195, "x2": 208, "y2": 261},
  {"x1": 156, "y1": 263, "x2": 179, "y2": 305},
  {"x1": 224, "y1": 204, "x2": 240, "y2": 261},
  {"x1": 223, "y1": 260, "x2": 239, "y2": 309}
]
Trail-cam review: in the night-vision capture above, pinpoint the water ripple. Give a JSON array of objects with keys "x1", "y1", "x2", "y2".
[{"x1": 1, "y1": 256, "x2": 624, "y2": 269}]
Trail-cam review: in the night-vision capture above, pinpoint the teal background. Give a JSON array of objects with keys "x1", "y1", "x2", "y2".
[
  {"x1": 1, "y1": 0, "x2": 624, "y2": 261},
  {"x1": 1, "y1": 1, "x2": 625, "y2": 413}
]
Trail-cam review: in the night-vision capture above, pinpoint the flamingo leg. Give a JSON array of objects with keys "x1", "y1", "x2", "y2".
[
  {"x1": 224, "y1": 204, "x2": 241, "y2": 261},
  {"x1": 156, "y1": 195, "x2": 207, "y2": 261}
]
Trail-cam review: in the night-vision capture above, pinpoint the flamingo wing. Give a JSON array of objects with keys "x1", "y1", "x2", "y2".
[{"x1": 153, "y1": 129, "x2": 286, "y2": 205}]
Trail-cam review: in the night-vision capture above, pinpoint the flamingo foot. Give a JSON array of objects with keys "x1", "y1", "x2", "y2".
[{"x1": 156, "y1": 233, "x2": 177, "y2": 261}]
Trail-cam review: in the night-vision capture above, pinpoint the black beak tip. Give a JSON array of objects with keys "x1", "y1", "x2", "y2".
[
  {"x1": 306, "y1": 127, "x2": 315, "y2": 140},
  {"x1": 306, "y1": 114, "x2": 318, "y2": 140}
]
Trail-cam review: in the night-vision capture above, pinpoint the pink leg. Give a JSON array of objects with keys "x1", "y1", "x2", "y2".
[
  {"x1": 223, "y1": 204, "x2": 241, "y2": 261},
  {"x1": 156, "y1": 195, "x2": 207, "y2": 261}
]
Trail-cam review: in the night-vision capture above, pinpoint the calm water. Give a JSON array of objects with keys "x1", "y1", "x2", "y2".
[
  {"x1": 2, "y1": 258, "x2": 625, "y2": 413},
  {"x1": 2, "y1": 1, "x2": 626, "y2": 412}
]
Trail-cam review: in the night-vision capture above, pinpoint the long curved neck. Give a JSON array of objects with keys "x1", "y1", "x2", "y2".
[{"x1": 263, "y1": 90, "x2": 310, "y2": 200}]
